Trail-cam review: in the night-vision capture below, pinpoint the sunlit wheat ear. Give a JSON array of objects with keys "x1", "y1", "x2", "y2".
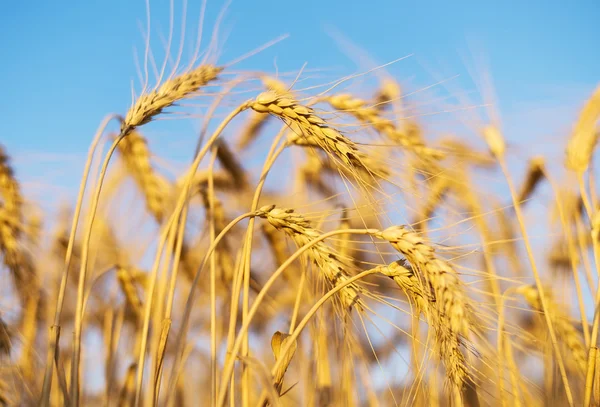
[
  {"x1": 116, "y1": 131, "x2": 168, "y2": 217},
  {"x1": 565, "y1": 84, "x2": 600, "y2": 173},
  {"x1": 374, "y1": 226, "x2": 472, "y2": 336},
  {"x1": 326, "y1": 93, "x2": 444, "y2": 160},
  {"x1": 517, "y1": 285, "x2": 587, "y2": 375},
  {"x1": 370, "y1": 227, "x2": 475, "y2": 391},
  {"x1": 374, "y1": 260, "x2": 429, "y2": 312},
  {"x1": 517, "y1": 156, "x2": 546, "y2": 205},
  {"x1": 120, "y1": 65, "x2": 223, "y2": 135},
  {"x1": 373, "y1": 259, "x2": 469, "y2": 391},
  {"x1": 0, "y1": 146, "x2": 37, "y2": 304},
  {"x1": 258, "y1": 205, "x2": 365, "y2": 311},
  {"x1": 0, "y1": 146, "x2": 22, "y2": 217},
  {"x1": 237, "y1": 77, "x2": 290, "y2": 150},
  {"x1": 249, "y1": 91, "x2": 387, "y2": 178},
  {"x1": 116, "y1": 130, "x2": 170, "y2": 223}
]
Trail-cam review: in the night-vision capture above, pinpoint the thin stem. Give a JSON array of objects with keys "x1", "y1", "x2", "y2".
[
  {"x1": 579, "y1": 171, "x2": 600, "y2": 407},
  {"x1": 288, "y1": 270, "x2": 307, "y2": 333},
  {"x1": 216, "y1": 228, "x2": 378, "y2": 406},
  {"x1": 208, "y1": 148, "x2": 219, "y2": 407},
  {"x1": 40, "y1": 114, "x2": 118, "y2": 406},
  {"x1": 236, "y1": 132, "x2": 287, "y2": 404},
  {"x1": 546, "y1": 170, "x2": 591, "y2": 345},
  {"x1": 164, "y1": 210, "x2": 255, "y2": 404},
  {"x1": 498, "y1": 158, "x2": 573, "y2": 406},
  {"x1": 267, "y1": 267, "x2": 380, "y2": 403},
  {"x1": 133, "y1": 102, "x2": 250, "y2": 406},
  {"x1": 71, "y1": 133, "x2": 126, "y2": 405}
]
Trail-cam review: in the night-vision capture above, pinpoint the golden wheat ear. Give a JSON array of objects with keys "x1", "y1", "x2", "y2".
[
  {"x1": 116, "y1": 130, "x2": 169, "y2": 223},
  {"x1": 121, "y1": 65, "x2": 223, "y2": 135},
  {"x1": 0, "y1": 145, "x2": 39, "y2": 305},
  {"x1": 327, "y1": 93, "x2": 444, "y2": 160},
  {"x1": 237, "y1": 76, "x2": 291, "y2": 151},
  {"x1": 517, "y1": 285, "x2": 587, "y2": 375},
  {"x1": 259, "y1": 205, "x2": 366, "y2": 311},
  {"x1": 249, "y1": 91, "x2": 388, "y2": 179},
  {"x1": 565, "y1": 85, "x2": 600, "y2": 173}
]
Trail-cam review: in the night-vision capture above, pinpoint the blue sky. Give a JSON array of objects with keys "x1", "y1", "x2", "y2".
[{"x1": 2, "y1": 0, "x2": 598, "y2": 155}]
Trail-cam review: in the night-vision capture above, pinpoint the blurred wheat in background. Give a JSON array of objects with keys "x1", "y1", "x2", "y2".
[{"x1": 0, "y1": 1, "x2": 599, "y2": 406}]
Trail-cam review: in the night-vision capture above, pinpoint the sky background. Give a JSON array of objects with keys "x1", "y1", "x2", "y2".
[
  {"x1": 1, "y1": 0, "x2": 599, "y2": 396},
  {"x1": 1, "y1": 0, "x2": 598, "y2": 175}
]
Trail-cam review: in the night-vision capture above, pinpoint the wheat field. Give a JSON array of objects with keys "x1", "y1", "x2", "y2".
[{"x1": 0, "y1": 3, "x2": 599, "y2": 407}]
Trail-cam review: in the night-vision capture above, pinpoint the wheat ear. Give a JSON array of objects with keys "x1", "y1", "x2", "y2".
[
  {"x1": 327, "y1": 94, "x2": 444, "y2": 160},
  {"x1": 249, "y1": 91, "x2": 388, "y2": 178},
  {"x1": 116, "y1": 130, "x2": 169, "y2": 222},
  {"x1": 259, "y1": 206, "x2": 365, "y2": 310},
  {"x1": 237, "y1": 77, "x2": 290, "y2": 150},
  {"x1": 565, "y1": 84, "x2": 600, "y2": 173},
  {"x1": 0, "y1": 146, "x2": 37, "y2": 304},
  {"x1": 121, "y1": 65, "x2": 223, "y2": 135},
  {"x1": 517, "y1": 285, "x2": 587, "y2": 374}
]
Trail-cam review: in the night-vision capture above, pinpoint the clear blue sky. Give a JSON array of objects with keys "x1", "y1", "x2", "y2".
[{"x1": 0, "y1": 0, "x2": 598, "y2": 204}]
